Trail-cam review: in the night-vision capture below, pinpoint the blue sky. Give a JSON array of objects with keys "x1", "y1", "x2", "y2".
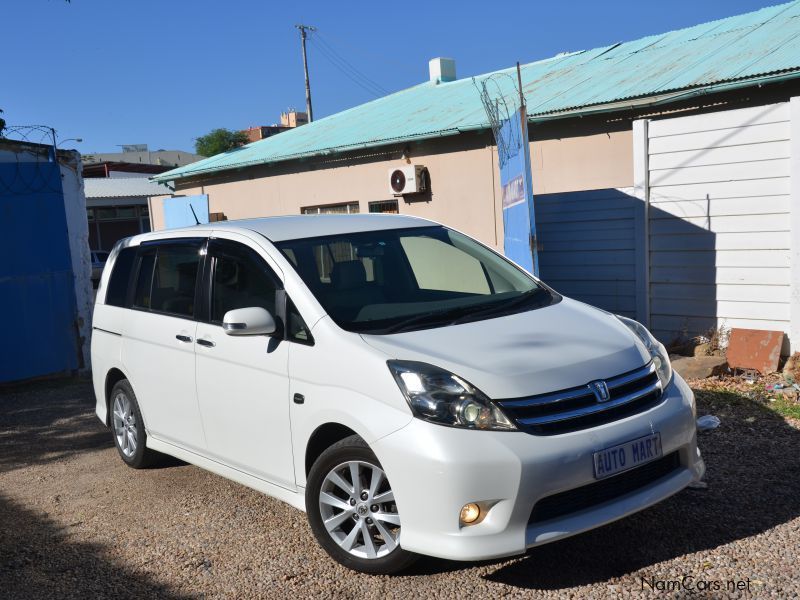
[{"x1": 2, "y1": 0, "x2": 778, "y2": 153}]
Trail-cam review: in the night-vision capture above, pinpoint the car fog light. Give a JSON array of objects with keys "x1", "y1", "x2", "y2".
[{"x1": 460, "y1": 503, "x2": 481, "y2": 524}]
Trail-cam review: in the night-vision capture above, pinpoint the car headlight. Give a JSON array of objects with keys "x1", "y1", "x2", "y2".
[
  {"x1": 616, "y1": 316, "x2": 672, "y2": 389},
  {"x1": 387, "y1": 360, "x2": 516, "y2": 430}
]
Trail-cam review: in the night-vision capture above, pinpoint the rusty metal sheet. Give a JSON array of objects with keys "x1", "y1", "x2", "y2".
[{"x1": 726, "y1": 328, "x2": 785, "y2": 375}]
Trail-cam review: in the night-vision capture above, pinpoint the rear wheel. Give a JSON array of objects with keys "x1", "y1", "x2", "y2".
[
  {"x1": 306, "y1": 435, "x2": 418, "y2": 574},
  {"x1": 110, "y1": 379, "x2": 159, "y2": 469}
]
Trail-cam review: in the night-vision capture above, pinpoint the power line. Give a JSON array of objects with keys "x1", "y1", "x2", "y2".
[
  {"x1": 313, "y1": 29, "x2": 416, "y2": 75},
  {"x1": 309, "y1": 39, "x2": 386, "y2": 98},
  {"x1": 308, "y1": 33, "x2": 390, "y2": 98},
  {"x1": 313, "y1": 33, "x2": 390, "y2": 95}
]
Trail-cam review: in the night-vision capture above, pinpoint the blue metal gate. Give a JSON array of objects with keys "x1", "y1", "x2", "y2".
[{"x1": 0, "y1": 160, "x2": 80, "y2": 382}]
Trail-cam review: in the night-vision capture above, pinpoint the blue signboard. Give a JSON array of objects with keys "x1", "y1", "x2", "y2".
[
  {"x1": 498, "y1": 107, "x2": 538, "y2": 275},
  {"x1": 163, "y1": 194, "x2": 209, "y2": 229}
]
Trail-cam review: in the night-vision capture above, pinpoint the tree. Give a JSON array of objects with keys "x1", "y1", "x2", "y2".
[
  {"x1": 194, "y1": 128, "x2": 248, "y2": 157},
  {"x1": 0, "y1": 109, "x2": 5, "y2": 135}
]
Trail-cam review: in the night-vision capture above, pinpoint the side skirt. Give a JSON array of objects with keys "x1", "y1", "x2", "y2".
[{"x1": 146, "y1": 436, "x2": 307, "y2": 512}]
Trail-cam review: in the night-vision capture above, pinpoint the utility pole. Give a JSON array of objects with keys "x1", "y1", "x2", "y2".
[{"x1": 295, "y1": 24, "x2": 316, "y2": 122}]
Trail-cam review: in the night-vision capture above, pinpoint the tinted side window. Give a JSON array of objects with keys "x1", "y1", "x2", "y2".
[
  {"x1": 106, "y1": 247, "x2": 136, "y2": 307},
  {"x1": 210, "y1": 243, "x2": 278, "y2": 323},
  {"x1": 150, "y1": 245, "x2": 202, "y2": 317},
  {"x1": 287, "y1": 298, "x2": 313, "y2": 345},
  {"x1": 133, "y1": 251, "x2": 156, "y2": 309}
]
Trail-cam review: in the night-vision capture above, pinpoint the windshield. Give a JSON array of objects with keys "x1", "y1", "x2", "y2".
[{"x1": 275, "y1": 226, "x2": 556, "y2": 334}]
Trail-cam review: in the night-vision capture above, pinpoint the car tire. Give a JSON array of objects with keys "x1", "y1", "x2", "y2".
[
  {"x1": 109, "y1": 379, "x2": 159, "y2": 469},
  {"x1": 306, "y1": 435, "x2": 418, "y2": 575}
]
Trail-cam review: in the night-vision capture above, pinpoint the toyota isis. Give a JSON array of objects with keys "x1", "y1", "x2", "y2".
[{"x1": 91, "y1": 214, "x2": 705, "y2": 574}]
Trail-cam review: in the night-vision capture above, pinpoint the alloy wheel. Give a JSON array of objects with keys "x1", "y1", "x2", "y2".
[
  {"x1": 318, "y1": 460, "x2": 400, "y2": 559},
  {"x1": 112, "y1": 392, "x2": 138, "y2": 458}
]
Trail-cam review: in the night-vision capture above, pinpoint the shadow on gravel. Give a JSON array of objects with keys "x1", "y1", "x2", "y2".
[
  {"x1": 0, "y1": 379, "x2": 187, "y2": 473},
  {"x1": 0, "y1": 493, "x2": 189, "y2": 599},
  {"x1": 0, "y1": 380, "x2": 112, "y2": 474},
  {"x1": 478, "y1": 391, "x2": 800, "y2": 590}
]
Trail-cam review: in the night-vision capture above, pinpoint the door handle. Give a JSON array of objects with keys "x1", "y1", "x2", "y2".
[
  {"x1": 197, "y1": 338, "x2": 216, "y2": 348},
  {"x1": 176, "y1": 334, "x2": 192, "y2": 343}
]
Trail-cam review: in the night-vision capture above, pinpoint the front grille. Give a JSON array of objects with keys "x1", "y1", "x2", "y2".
[
  {"x1": 529, "y1": 451, "x2": 681, "y2": 524},
  {"x1": 495, "y1": 361, "x2": 664, "y2": 435}
]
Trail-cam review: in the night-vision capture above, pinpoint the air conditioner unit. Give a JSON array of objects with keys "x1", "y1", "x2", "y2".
[{"x1": 388, "y1": 165, "x2": 428, "y2": 196}]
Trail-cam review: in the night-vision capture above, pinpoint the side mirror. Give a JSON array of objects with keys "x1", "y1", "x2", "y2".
[{"x1": 222, "y1": 307, "x2": 276, "y2": 336}]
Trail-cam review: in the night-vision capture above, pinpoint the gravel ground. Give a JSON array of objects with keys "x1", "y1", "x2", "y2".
[{"x1": 1, "y1": 378, "x2": 799, "y2": 599}]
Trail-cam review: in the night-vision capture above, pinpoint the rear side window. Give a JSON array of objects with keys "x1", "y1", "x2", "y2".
[
  {"x1": 151, "y1": 245, "x2": 202, "y2": 317},
  {"x1": 133, "y1": 251, "x2": 156, "y2": 309},
  {"x1": 132, "y1": 242, "x2": 203, "y2": 318},
  {"x1": 105, "y1": 248, "x2": 136, "y2": 307}
]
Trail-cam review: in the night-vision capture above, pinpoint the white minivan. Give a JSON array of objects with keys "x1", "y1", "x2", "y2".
[{"x1": 91, "y1": 214, "x2": 704, "y2": 574}]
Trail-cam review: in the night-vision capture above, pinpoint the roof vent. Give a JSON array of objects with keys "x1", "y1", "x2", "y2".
[{"x1": 429, "y1": 57, "x2": 456, "y2": 83}]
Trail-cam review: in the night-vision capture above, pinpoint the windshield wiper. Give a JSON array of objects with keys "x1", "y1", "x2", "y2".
[
  {"x1": 381, "y1": 303, "x2": 495, "y2": 334},
  {"x1": 374, "y1": 290, "x2": 548, "y2": 334},
  {"x1": 449, "y1": 289, "x2": 546, "y2": 325}
]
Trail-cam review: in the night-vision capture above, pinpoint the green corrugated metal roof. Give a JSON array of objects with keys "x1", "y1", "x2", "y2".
[{"x1": 156, "y1": 1, "x2": 800, "y2": 183}]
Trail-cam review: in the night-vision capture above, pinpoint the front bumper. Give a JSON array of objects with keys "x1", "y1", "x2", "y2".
[{"x1": 372, "y1": 373, "x2": 704, "y2": 561}]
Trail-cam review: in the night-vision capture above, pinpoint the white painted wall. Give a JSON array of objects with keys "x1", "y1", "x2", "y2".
[
  {"x1": 790, "y1": 97, "x2": 800, "y2": 352},
  {"x1": 59, "y1": 151, "x2": 94, "y2": 370},
  {"x1": 642, "y1": 102, "x2": 793, "y2": 345},
  {"x1": 632, "y1": 119, "x2": 649, "y2": 326}
]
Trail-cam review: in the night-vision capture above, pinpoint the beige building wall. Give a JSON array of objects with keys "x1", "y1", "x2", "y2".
[
  {"x1": 531, "y1": 129, "x2": 632, "y2": 194},
  {"x1": 154, "y1": 126, "x2": 633, "y2": 251}
]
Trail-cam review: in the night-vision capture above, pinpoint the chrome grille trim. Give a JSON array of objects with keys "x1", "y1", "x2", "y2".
[
  {"x1": 517, "y1": 379, "x2": 661, "y2": 426},
  {"x1": 499, "y1": 384, "x2": 598, "y2": 409},
  {"x1": 607, "y1": 361, "x2": 657, "y2": 390},
  {"x1": 495, "y1": 361, "x2": 663, "y2": 434},
  {"x1": 499, "y1": 362, "x2": 655, "y2": 409}
]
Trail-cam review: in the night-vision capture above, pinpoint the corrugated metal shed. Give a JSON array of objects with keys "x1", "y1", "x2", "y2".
[
  {"x1": 155, "y1": 1, "x2": 800, "y2": 183},
  {"x1": 84, "y1": 177, "x2": 172, "y2": 198}
]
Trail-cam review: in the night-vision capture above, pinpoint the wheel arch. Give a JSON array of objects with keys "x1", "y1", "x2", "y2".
[
  {"x1": 104, "y1": 368, "x2": 128, "y2": 426},
  {"x1": 305, "y1": 422, "x2": 361, "y2": 476}
]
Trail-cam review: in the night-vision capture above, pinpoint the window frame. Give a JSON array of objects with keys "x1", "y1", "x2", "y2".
[
  {"x1": 200, "y1": 237, "x2": 315, "y2": 346},
  {"x1": 113, "y1": 235, "x2": 316, "y2": 345},
  {"x1": 301, "y1": 202, "x2": 360, "y2": 215},
  {"x1": 202, "y1": 238, "x2": 283, "y2": 326},
  {"x1": 128, "y1": 237, "x2": 208, "y2": 320},
  {"x1": 368, "y1": 199, "x2": 399, "y2": 214},
  {"x1": 286, "y1": 296, "x2": 315, "y2": 346}
]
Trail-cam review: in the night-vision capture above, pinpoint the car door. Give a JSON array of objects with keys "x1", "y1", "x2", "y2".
[
  {"x1": 194, "y1": 237, "x2": 295, "y2": 489},
  {"x1": 120, "y1": 239, "x2": 207, "y2": 453}
]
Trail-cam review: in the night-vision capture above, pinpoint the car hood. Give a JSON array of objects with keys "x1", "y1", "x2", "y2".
[{"x1": 360, "y1": 297, "x2": 649, "y2": 399}]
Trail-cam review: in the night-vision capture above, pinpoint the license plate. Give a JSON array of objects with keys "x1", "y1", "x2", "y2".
[{"x1": 593, "y1": 433, "x2": 662, "y2": 480}]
